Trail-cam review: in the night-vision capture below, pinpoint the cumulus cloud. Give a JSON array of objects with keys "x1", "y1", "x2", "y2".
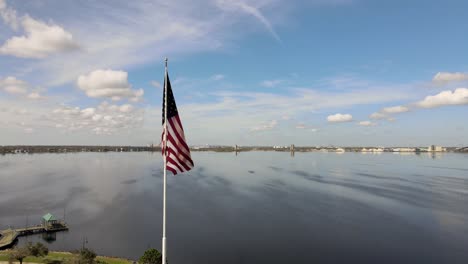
[
  {"x1": 50, "y1": 101, "x2": 144, "y2": 135},
  {"x1": 432, "y1": 72, "x2": 468, "y2": 83},
  {"x1": 0, "y1": 76, "x2": 47, "y2": 100},
  {"x1": 327, "y1": 113, "x2": 353, "y2": 123},
  {"x1": 251, "y1": 120, "x2": 278, "y2": 132},
  {"x1": 260, "y1": 79, "x2": 283, "y2": 88},
  {"x1": 77, "y1": 70, "x2": 144, "y2": 101},
  {"x1": 358, "y1": 121, "x2": 375, "y2": 126},
  {"x1": 0, "y1": 76, "x2": 28, "y2": 94},
  {"x1": 0, "y1": 14, "x2": 78, "y2": 58},
  {"x1": 416, "y1": 88, "x2": 468, "y2": 108},
  {"x1": 382, "y1": 105, "x2": 409, "y2": 114}
]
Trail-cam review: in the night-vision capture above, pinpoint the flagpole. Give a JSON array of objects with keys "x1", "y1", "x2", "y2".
[{"x1": 162, "y1": 57, "x2": 168, "y2": 264}]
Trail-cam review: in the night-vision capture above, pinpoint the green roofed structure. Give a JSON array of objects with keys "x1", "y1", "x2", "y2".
[
  {"x1": 42, "y1": 213, "x2": 59, "y2": 230},
  {"x1": 42, "y1": 213, "x2": 56, "y2": 222}
]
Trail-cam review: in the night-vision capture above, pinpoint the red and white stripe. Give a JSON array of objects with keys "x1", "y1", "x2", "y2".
[{"x1": 161, "y1": 115, "x2": 194, "y2": 175}]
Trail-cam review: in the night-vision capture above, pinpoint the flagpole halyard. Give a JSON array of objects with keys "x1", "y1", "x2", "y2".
[{"x1": 162, "y1": 57, "x2": 168, "y2": 264}]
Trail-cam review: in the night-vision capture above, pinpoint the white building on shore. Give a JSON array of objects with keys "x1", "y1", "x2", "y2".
[{"x1": 428, "y1": 145, "x2": 446, "y2": 152}]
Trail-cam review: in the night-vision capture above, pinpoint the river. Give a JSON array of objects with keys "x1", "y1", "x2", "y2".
[{"x1": 0, "y1": 152, "x2": 467, "y2": 263}]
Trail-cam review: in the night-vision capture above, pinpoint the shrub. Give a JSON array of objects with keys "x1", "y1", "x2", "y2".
[
  {"x1": 139, "y1": 249, "x2": 166, "y2": 264},
  {"x1": 27, "y1": 242, "x2": 49, "y2": 257}
]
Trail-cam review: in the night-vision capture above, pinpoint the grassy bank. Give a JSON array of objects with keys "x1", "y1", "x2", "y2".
[{"x1": 0, "y1": 251, "x2": 133, "y2": 264}]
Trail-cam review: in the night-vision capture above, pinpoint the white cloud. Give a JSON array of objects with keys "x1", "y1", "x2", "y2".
[
  {"x1": 0, "y1": 15, "x2": 78, "y2": 58},
  {"x1": 370, "y1": 105, "x2": 408, "y2": 121},
  {"x1": 260, "y1": 79, "x2": 283, "y2": 88},
  {"x1": 310, "y1": 128, "x2": 318, "y2": 132},
  {"x1": 77, "y1": 70, "x2": 144, "y2": 101},
  {"x1": 432, "y1": 72, "x2": 468, "y2": 83},
  {"x1": 382, "y1": 105, "x2": 409, "y2": 114},
  {"x1": 359, "y1": 121, "x2": 375, "y2": 126},
  {"x1": 416, "y1": 88, "x2": 468, "y2": 108},
  {"x1": 0, "y1": 76, "x2": 28, "y2": 94},
  {"x1": 251, "y1": 120, "x2": 278, "y2": 132},
  {"x1": 1, "y1": 76, "x2": 48, "y2": 100},
  {"x1": 327, "y1": 113, "x2": 353, "y2": 123},
  {"x1": 210, "y1": 74, "x2": 225, "y2": 81},
  {"x1": 50, "y1": 102, "x2": 144, "y2": 135},
  {"x1": 369, "y1": 112, "x2": 386, "y2": 119}
]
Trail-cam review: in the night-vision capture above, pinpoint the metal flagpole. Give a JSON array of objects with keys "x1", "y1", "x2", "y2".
[{"x1": 162, "y1": 57, "x2": 168, "y2": 264}]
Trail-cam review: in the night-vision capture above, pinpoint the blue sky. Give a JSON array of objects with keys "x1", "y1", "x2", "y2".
[{"x1": 0, "y1": 0, "x2": 467, "y2": 146}]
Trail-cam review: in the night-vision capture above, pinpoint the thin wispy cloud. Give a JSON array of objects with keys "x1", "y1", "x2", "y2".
[
  {"x1": 215, "y1": 0, "x2": 280, "y2": 41},
  {"x1": 260, "y1": 79, "x2": 283, "y2": 88},
  {"x1": 432, "y1": 72, "x2": 468, "y2": 84},
  {"x1": 210, "y1": 74, "x2": 225, "y2": 81},
  {"x1": 251, "y1": 119, "x2": 278, "y2": 132},
  {"x1": 0, "y1": 0, "x2": 18, "y2": 30},
  {"x1": 151, "y1": 81, "x2": 162, "y2": 89},
  {"x1": 382, "y1": 105, "x2": 409, "y2": 114}
]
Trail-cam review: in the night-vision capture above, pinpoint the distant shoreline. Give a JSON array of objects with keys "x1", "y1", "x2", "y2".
[{"x1": 1, "y1": 145, "x2": 467, "y2": 154}]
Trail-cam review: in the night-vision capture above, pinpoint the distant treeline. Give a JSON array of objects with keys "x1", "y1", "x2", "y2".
[
  {"x1": 0, "y1": 145, "x2": 158, "y2": 154},
  {"x1": 0, "y1": 145, "x2": 466, "y2": 154}
]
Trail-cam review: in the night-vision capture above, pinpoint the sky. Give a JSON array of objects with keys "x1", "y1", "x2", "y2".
[{"x1": 0, "y1": 0, "x2": 467, "y2": 147}]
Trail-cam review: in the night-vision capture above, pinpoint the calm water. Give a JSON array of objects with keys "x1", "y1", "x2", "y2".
[{"x1": 0, "y1": 152, "x2": 467, "y2": 263}]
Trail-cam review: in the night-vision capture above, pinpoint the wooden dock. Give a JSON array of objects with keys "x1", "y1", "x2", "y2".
[{"x1": 0, "y1": 222, "x2": 68, "y2": 249}]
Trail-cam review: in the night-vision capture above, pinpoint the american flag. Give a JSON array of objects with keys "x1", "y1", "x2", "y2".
[{"x1": 161, "y1": 71, "x2": 194, "y2": 175}]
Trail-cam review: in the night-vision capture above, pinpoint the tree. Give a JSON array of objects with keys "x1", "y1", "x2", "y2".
[
  {"x1": 27, "y1": 242, "x2": 49, "y2": 257},
  {"x1": 139, "y1": 248, "x2": 166, "y2": 264},
  {"x1": 10, "y1": 246, "x2": 30, "y2": 264}
]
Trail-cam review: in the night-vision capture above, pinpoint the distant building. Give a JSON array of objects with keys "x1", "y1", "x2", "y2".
[
  {"x1": 42, "y1": 213, "x2": 59, "y2": 230},
  {"x1": 392, "y1": 148, "x2": 416, "y2": 152},
  {"x1": 42, "y1": 213, "x2": 68, "y2": 232},
  {"x1": 273, "y1": 146, "x2": 288, "y2": 149},
  {"x1": 428, "y1": 145, "x2": 445, "y2": 152}
]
